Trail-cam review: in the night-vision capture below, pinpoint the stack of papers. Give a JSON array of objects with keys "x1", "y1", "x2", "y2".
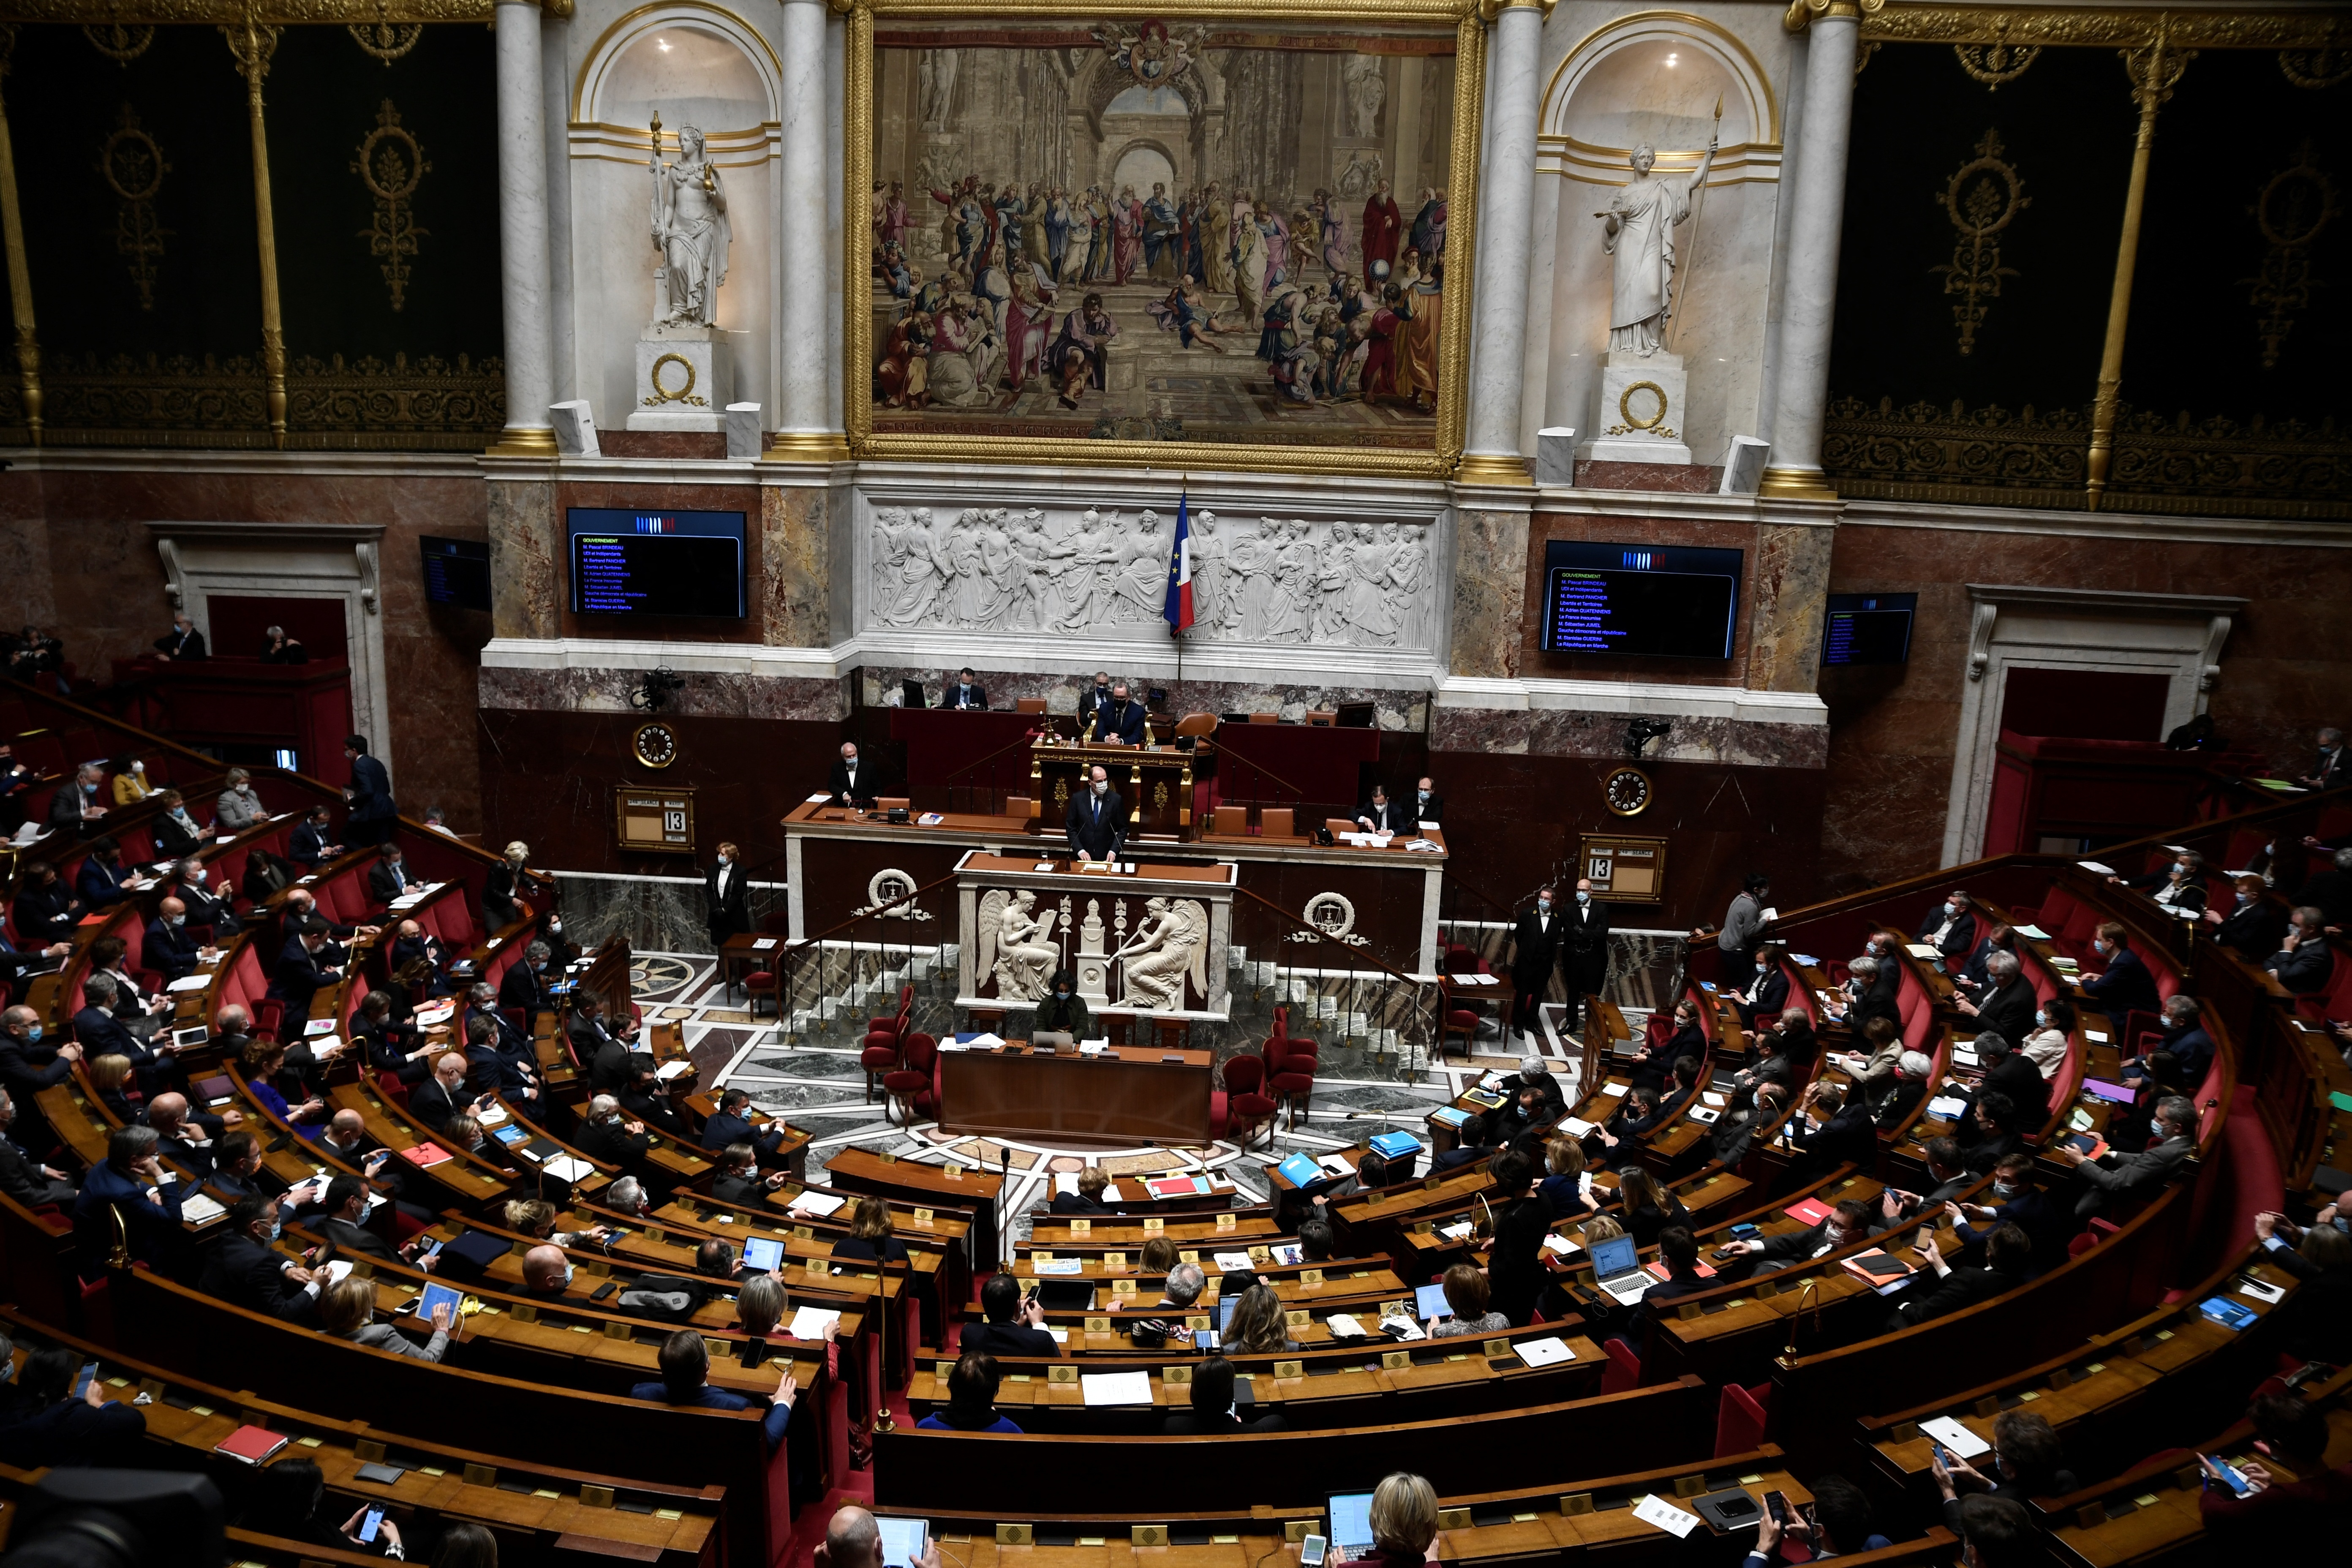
[
  {"x1": 1378, "y1": 1316, "x2": 1426, "y2": 1341},
  {"x1": 180, "y1": 1193, "x2": 228, "y2": 1225},
  {"x1": 1438, "y1": 1221, "x2": 1475, "y2": 1241},
  {"x1": 166, "y1": 975, "x2": 211, "y2": 993},
  {"x1": 787, "y1": 1307, "x2": 841, "y2": 1340},
  {"x1": 1213, "y1": 1251, "x2": 1255, "y2": 1271},
  {"x1": 966, "y1": 1033, "x2": 1005, "y2": 1049},
  {"x1": 1032, "y1": 1258, "x2": 1083, "y2": 1275},
  {"x1": 1325, "y1": 1313, "x2": 1367, "y2": 1337},
  {"x1": 791, "y1": 1192, "x2": 846, "y2": 1217},
  {"x1": 2076, "y1": 860, "x2": 2117, "y2": 876},
  {"x1": 1927, "y1": 1096, "x2": 1969, "y2": 1120},
  {"x1": 1541, "y1": 1235, "x2": 1579, "y2": 1256},
  {"x1": 1080, "y1": 1371, "x2": 1154, "y2": 1406},
  {"x1": 1078, "y1": 1038, "x2": 1110, "y2": 1055}
]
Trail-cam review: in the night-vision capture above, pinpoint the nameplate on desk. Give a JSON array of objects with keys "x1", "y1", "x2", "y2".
[
  {"x1": 912, "y1": 1208, "x2": 934, "y2": 1225},
  {"x1": 1283, "y1": 1309, "x2": 1309, "y2": 1328},
  {"x1": 1111, "y1": 1278, "x2": 1136, "y2": 1297},
  {"x1": 1214, "y1": 1212, "x2": 1236, "y2": 1231},
  {"x1": 936, "y1": 1361, "x2": 955, "y2": 1380},
  {"x1": 1177, "y1": 1249, "x2": 1198, "y2": 1263},
  {"x1": 604, "y1": 1321, "x2": 630, "y2": 1341},
  {"x1": 511, "y1": 1304, "x2": 537, "y2": 1323},
  {"x1": 1142, "y1": 1217, "x2": 1165, "y2": 1233},
  {"x1": 1560, "y1": 1494, "x2": 1595, "y2": 1516},
  {"x1": 1247, "y1": 1245, "x2": 1271, "y2": 1264},
  {"x1": 1068, "y1": 1219, "x2": 1090, "y2": 1235},
  {"x1": 792, "y1": 1225, "x2": 814, "y2": 1240},
  {"x1": 1436, "y1": 1509, "x2": 1473, "y2": 1531},
  {"x1": 1048, "y1": 1364, "x2": 1078, "y2": 1384},
  {"x1": 1160, "y1": 1365, "x2": 1192, "y2": 1385},
  {"x1": 1272, "y1": 1359, "x2": 1304, "y2": 1379},
  {"x1": 1382, "y1": 1350, "x2": 1411, "y2": 1369},
  {"x1": 943, "y1": 1163, "x2": 964, "y2": 1179},
  {"x1": 995, "y1": 1525, "x2": 1032, "y2": 1546},
  {"x1": 1132, "y1": 1526, "x2": 1169, "y2": 1548},
  {"x1": 644, "y1": 1227, "x2": 663, "y2": 1244},
  {"x1": 1185, "y1": 1315, "x2": 1211, "y2": 1331},
  {"x1": 1103, "y1": 1252, "x2": 1127, "y2": 1271},
  {"x1": 877, "y1": 1152, "x2": 896, "y2": 1165},
  {"x1": 463, "y1": 1464, "x2": 497, "y2": 1488},
  {"x1": 1485, "y1": 1338, "x2": 1511, "y2": 1358},
  {"x1": 1364, "y1": 1190, "x2": 1384, "y2": 1205},
  {"x1": 1301, "y1": 1269, "x2": 1324, "y2": 1286},
  {"x1": 1284, "y1": 1522, "x2": 1316, "y2": 1544},
  {"x1": 1085, "y1": 1316, "x2": 1112, "y2": 1333},
  {"x1": 353, "y1": 1438, "x2": 387, "y2": 1462}
]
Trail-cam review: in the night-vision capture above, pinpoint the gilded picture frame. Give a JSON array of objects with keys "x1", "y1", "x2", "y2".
[{"x1": 844, "y1": 0, "x2": 1487, "y2": 477}]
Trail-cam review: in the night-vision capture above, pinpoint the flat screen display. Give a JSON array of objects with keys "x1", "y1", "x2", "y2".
[
  {"x1": 419, "y1": 536, "x2": 491, "y2": 611},
  {"x1": 1539, "y1": 542, "x2": 1742, "y2": 659},
  {"x1": 1821, "y1": 592, "x2": 1918, "y2": 666},
  {"x1": 567, "y1": 508, "x2": 746, "y2": 618}
]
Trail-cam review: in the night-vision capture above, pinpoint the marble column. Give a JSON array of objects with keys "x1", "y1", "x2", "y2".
[
  {"x1": 768, "y1": 0, "x2": 848, "y2": 461},
  {"x1": 492, "y1": 0, "x2": 555, "y2": 456},
  {"x1": 1457, "y1": 0, "x2": 1544, "y2": 486},
  {"x1": 1758, "y1": 0, "x2": 1863, "y2": 501}
]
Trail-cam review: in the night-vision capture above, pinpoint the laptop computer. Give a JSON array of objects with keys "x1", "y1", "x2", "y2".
[
  {"x1": 1326, "y1": 1492, "x2": 1376, "y2": 1561},
  {"x1": 900, "y1": 679, "x2": 927, "y2": 710},
  {"x1": 1590, "y1": 1233, "x2": 1654, "y2": 1305},
  {"x1": 1033, "y1": 1031, "x2": 1075, "y2": 1054}
]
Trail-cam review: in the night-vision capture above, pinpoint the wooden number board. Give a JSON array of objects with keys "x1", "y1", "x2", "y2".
[{"x1": 616, "y1": 786, "x2": 697, "y2": 855}]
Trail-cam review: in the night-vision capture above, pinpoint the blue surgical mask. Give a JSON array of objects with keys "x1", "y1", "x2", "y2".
[
  {"x1": 561, "y1": 1263, "x2": 575, "y2": 1287},
  {"x1": 168, "y1": 916, "x2": 185, "y2": 928},
  {"x1": 1537, "y1": 898, "x2": 1551, "y2": 912},
  {"x1": 1576, "y1": 891, "x2": 1590, "y2": 906},
  {"x1": 266, "y1": 1218, "x2": 283, "y2": 1242},
  {"x1": 1991, "y1": 1182, "x2": 2019, "y2": 1200},
  {"x1": 2095, "y1": 939, "x2": 2112, "y2": 956},
  {"x1": 1944, "y1": 902, "x2": 1958, "y2": 916},
  {"x1": 2034, "y1": 1008, "x2": 2046, "y2": 1027},
  {"x1": 2173, "y1": 861, "x2": 2189, "y2": 875},
  {"x1": 25, "y1": 1024, "x2": 41, "y2": 1044}
]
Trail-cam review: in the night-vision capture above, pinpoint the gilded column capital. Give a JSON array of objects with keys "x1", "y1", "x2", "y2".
[
  {"x1": 1478, "y1": 0, "x2": 1555, "y2": 24},
  {"x1": 1785, "y1": 0, "x2": 1882, "y2": 35}
]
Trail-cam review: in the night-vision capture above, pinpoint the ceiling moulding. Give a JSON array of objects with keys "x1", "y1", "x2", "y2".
[
  {"x1": 0, "y1": 0, "x2": 558, "y2": 22},
  {"x1": 1855, "y1": 4, "x2": 2347, "y2": 49}
]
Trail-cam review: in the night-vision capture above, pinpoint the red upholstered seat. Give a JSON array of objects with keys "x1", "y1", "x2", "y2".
[
  {"x1": 1600, "y1": 1337, "x2": 1641, "y2": 1396},
  {"x1": 1440, "y1": 1008, "x2": 1480, "y2": 1060},
  {"x1": 1221, "y1": 1056, "x2": 1276, "y2": 1148},
  {"x1": 884, "y1": 1032, "x2": 939, "y2": 1126},
  {"x1": 1713, "y1": 1382, "x2": 1771, "y2": 1457},
  {"x1": 743, "y1": 970, "x2": 777, "y2": 1017},
  {"x1": 860, "y1": 1029, "x2": 901, "y2": 1102}
]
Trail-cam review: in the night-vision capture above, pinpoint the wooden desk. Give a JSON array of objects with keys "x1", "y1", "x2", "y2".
[{"x1": 940, "y1": 1039, "x2": 1216, "y2": 1147}]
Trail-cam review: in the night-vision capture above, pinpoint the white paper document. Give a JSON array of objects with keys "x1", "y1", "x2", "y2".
[
  {"x1": 179, "y1": 1193, "x2": 227, "y2": 1226},
  {"x1": 1542, "y1": 1236, "x2": 1579, "y2": 1257},
  {"x1": 1565, "y1": 1117, "x2": 1597, "y2": 1136},
  {"x1": 1905, "y1": 943, "x2": 1942, "y2": 960},
  {"x1": 1324, "y1": 1314, "x2": 1367, "y2": 1338},
  {"x1": 1438, "y1": 1222, "x2": 1475, "y2": 1241},
  {"x1": 1630, "y1": 1496, "x2": 1701, "y2": 1538},
  {"x1": 1512, "y1": 1337, "x2": 1574, "y2": 1368},
  {"x1": 791, "y1": 1192, "x2": 847, "y2": 1217},
  {"x1": 655, "y1": 1060, "x2": 692, "y2": 1080},
  {"x1": 543, "y1": 1157, "x2": 595, "y2": 1184},
  {"x1": 1919, "y1": 1416, "x2": 1992, "y2": 1458},
  {"x1": 1213, "y1": 1251, "x2": 1255, "y2": 1271},
  {"x1": 1927, "y1": 1096, "x2": 1969, "y2": 1120},
  {"x1": 787, "y1": 1307, "x2": 841, "y2": 1341},
  {"x1": 2076, "y1": 860, "x2": 2117, "y2": 876},
  {"x1": 2012, "y1": 923, "x2": 2050, "y2": 940},
  {"x1": 166, "y1": 975, "x2": 212, "y2": 992},
  {"x1": 1701, "y1": 1092, "x2": 1728, "y2": 1108},
  {"x1": 1600, "y1": 1083, "x2": 1628, "y2": 1097},
  {"x1": 1080, "y1": 1371, "x2": 1154, "y2": 1406},
  {"x1": 322, "y1": 1259, "x2": 356, "y2": 1285}
]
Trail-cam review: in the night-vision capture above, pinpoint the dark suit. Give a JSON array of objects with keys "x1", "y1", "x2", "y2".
[
  {"x1": 701, "y1": 1108, "x2": 782, "y2": 1157},
  {"x1": 408, "y1": 1077, "x2": 466, "y2": 1133},
  {"x1": 583, "y1": 1033, "x2": 633, "y2": 1094},
  {"x1": 1355, "y1": 798, "x2": 1410, "y2": 835},
  {"x1": 1050, "y1": 1192, "x2": 1114, "y2": 1215},
  {"x1": 152, "y1": 811, "x2": 207, "y2": 860},
  {"x1": 2211, "y1": 898, "x2": 2289, "y2": 965},
  {"x1": 1886, "y1": 1263, "x2": 2020, "y2": 1328},
  {"x1": 13, "y1": 881, "x2": 79, "y2": 943},
  {"x1": 499, "y1": 960, "x2": 549, "y2": 1030},
  {"x1": 2265, "y1": 940, "x2": 2334, "y2": 995},
  {"x1": 1916, "y1": 905, "x2": 1979, "y2": 958},
  {"x1": 268, "y1": 938, "x2": 336, "y2": 1023},
  {"x1": 1953, "y1": 1187, "x2": 2070, "y2": 1276},
  {"x1": 1090, "y1": 697, "x2": 1146, "y2": 745},
  {"x1": 1487, "y1": 1195, "x2": 1552, "y2": 1326},
  {"x1": 143, "y1": 917, "x2": 204, "y2": 983},
  {"x1": 155, "y1": 625, "x2": 208, "y2": 660},
  {"x1": 1410, "y1": 791, "x2": 1442, "y2": 828},
  {"x1": 1972, "y1": 975, "x2": 2038, "y2": 1045},
  {"x1": 1788, "y1": 1102, "x2": 1877, "y2": 1179},
  {"x1": 1563, "y1": 898, "x2": 1611, "y2": 1030},
  {"x1": 1075, "y1": 686, "x2": 1116, "y2": 732},
  {"x1": 288, "y1": 820, "x2": 334, "y2": 868},
  {"x1": 577, "y1": 1115, "x2": 651, "y2": 1171},
  {"x1": 2084, "y1": 946, "x2": 2162, "y2": 1017},
  {"x1": 71, "y1": 1005, "x2": 169, "y2": 1095},
  {"x1": 47, "y1": 782, "x2": 101, "y2": 837},
  {"x1": 827, "y1": 757, "x2": 874, "y2": 805},
  {"x1": 368, "y1": 860, "x2": 421, "y2": 906},
  {"x1": 2129, "y1": 870, "x2": 2208, "y2": 916},
  {"x1": 2071, "y1": 1130, "x2": 2193, "y2": 1217},
  {"x1": 200, "y1": 1232, "x2": 320, "y2": 1323},
  {"x1": 74, "y1": 1161, "x2": 186, "y2": 1272},
  {"x1": 711, "y1": 1172, "x2": 771, "y2": 1207},
  {"x1": 319, "y1": 1214, "x2": 397, "y2": 1261},
  {"x1": 0, "y1": 1135, "x2": 75, "y2": 1208},
  {"x1": 484, "y1": 861, "x2": 527, "y2": 930},
  {"x1": 1960, "y1": 1050, "x2": 2050, "y2": 1129},
  {"x1": 76, "y1": 857, "x2": 133, "y2": 909},
  {"x1": 1751, "y1": 1219, "x2": 1842, "y2": 1269},
  {"x1": 1510, "y1": 906, "x2": 1564, "y2": 1036},
  {"x1": 958, "y1": 1319, "x2": 1058, "y2": 1357},
  {"x1": 942, "y1": 681, "x2": 987, "y2": 710},
  {"x1": 344, "y1": 753, "x2": 396, "y2": 846},
  {"x1": 1065, "y1": 786, "x2": 1126, "y2": 861},
  {"x1": 2145, "y1": 1023, "x2": 2214, "y2": 1086},
  {"x1": 706, "y1": 860, "x2": 749, "y2": 949}
]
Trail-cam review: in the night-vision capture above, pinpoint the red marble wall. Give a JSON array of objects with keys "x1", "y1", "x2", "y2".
[
  {"x1": 0, "y1": 464, "x2": 492, "y2": 826},
  {"x1": 1816, "y1": 520, "x2": 2348, "y2": 896},
  {"x1": 1523, "y1": 510, "x2": 1761, "y2": 685}
]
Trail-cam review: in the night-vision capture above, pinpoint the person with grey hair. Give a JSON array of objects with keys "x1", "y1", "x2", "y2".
[
  {"x1": 2265, "y1": 905, "x2": 2337, "y2": 994},
  {"x1": 1824, "y1": 953, "x2": 1899, "y2": 1032},
  {"x1": 74, "y1": 1122, "x2": 186, "y2": 1271},
  {"x1": 1955, "y1": 947, "x2": 2036, "y2": 1042},
  {"x1": 499, "y1": 939, "x2": 555, "y2": 1029},
  {"x1": 72, "y1": 972, "x2": 182, "y2": 1097},
  {"x1": 46, "y1": 762, "x2": 109, "y2": 837},
  {"x1": 0, "y1": 1089, "x2": 79, "y2": 1207},
  {"x1": 2060, "y1": 1094, "x2": 2196, "y2": 1217},
  {"x1": 215, "y1": 767, "x2": 266, "y2": 831},
  {"x1": 2298, "y1": 726, "x2": 2346, "y2": 791},
  {"x1": 2126, "y1": 993, "x2": 2213, "y2": 1086},
  {"x1": 1917, "y1": 889, "x2": 1978, "y2": 958},
  {"x1": 605, "y1": 1174, "x2": 651, "y2": 1219},
  {"x1": 575, "y1": 1092, "x2": 651, "y2": 1175},
  {"x1": 260, "y1": 624, "x2": 307, "y2": 663},
  {"x1": 1871, "y1": 1048, "x2": 1939, "y2": 1131},
  {"x1": 1157, "y1": 1260, "x2": 1206, "y2": 1308},
  {"x1": 1946, "y1": 1026, "x2": 2049, "y2": 1129}
]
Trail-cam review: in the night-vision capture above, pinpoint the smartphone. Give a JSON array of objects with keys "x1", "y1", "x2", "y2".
[
  {"x1": 1299, "y1": 1535, "x2": 1328, "y2": 1567},
  {"x1": 2204, "y1": 1457, "x2": 2255, "y2": 1497},
  {"x1": 739, "y1": 1336, "x2": 769, "y2": 1369},
  {"x1": 1762, "y1": 1491, "x2": 1788, "y2": 1526},
  {"x1": 71, "y1": 1361, "x2": 100, "y2": 1400},
  {"x1": 1931, "y1": 1440, "x2": 1950, "y2": 1470},
  {"x1": 590, "y1": 1281, "x2": 617, "y2": 1302},
  {"x1": 357, "y1": 1506, "x2": 386, "y2": 1544}
]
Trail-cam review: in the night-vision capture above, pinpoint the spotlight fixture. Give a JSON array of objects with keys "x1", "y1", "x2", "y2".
[
  {"x1": 630, "y1": 667, "x2": 686, "y2": 712},
  {"x1": 1624, "y1": 716, "x2": 1672, "y2": 759}
]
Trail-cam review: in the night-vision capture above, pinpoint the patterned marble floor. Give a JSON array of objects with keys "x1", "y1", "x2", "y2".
[{"x1": 629, "y1": 947, "x2": 1609, "y2": 1246}]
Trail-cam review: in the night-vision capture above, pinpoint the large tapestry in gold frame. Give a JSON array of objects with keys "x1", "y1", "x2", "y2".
[{"x1": 845, "y1": 0, "x2": 1485, "y2": 477}]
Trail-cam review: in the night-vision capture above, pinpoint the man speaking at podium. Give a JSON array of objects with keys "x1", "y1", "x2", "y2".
[{"x1": 1066, "y1": 765, "x2": 1126, "y2": 864}]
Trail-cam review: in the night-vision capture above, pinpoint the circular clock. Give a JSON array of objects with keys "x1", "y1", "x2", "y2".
[
  {"x1": 632, "y1": 721, "x2": 680, "y2": 770},
  {"x1": 1603, "y1": 765, "x2": 1653, "y2": 817}
]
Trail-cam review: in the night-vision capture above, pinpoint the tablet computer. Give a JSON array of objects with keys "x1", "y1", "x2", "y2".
[
  {"x1": 1414, "y1": 1282, "x2": 1452, "y2": 1320},
  {"x1": 1326, "y1": 1492, "x2": 1375, "y2": 1560},
  {"x1": 743, "y1": 1236, "x2": 786, "y2": 1274},
  {"x1": 877, "y1": 1516, "x2": 928, "y2": 1568}
]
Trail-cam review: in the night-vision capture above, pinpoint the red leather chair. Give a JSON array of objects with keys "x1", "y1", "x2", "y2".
[
  {"x1": 253, "y1": 998, "x2": 285, "y2": 1039},
  {"x1": 860, "y1": 1029, "x2": 901, "y2": 1102},
  {"x1": 376, "y1": 1070, "x2": 408, "y2": 1107},
  {"x1": 1599, "y1": 1337, "x2": 1641, "y2": 1396},
  {"x1": 743, "y1": 969, "x2": 777, "y2": 1017},
  {"x1": 1270, "y1": 1040, "x2": 1318, "y2": 1130},
  {"x1": 1220, "y1": 1056, "x2": 1276, "y2": 1149},
  {"x1": 885, "y1": 1032, "x2": 939, "y2": 1127},
  {"x1": 1713, "y1": 1382, "x2": 1772, "y2": 1456},
  {"x1": 1439, "y1": 1007, "x2": 1480, "y2": 1060},
  {"x1": 867, "y1": 984, "x2": 915, "y2": 1045}
]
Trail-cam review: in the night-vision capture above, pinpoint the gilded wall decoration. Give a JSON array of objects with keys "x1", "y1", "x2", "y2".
[
  {"x1": 1821, "y1": 394, "x2": 2351, "y2": 520},
  {"x1": 2277, "y1": 27, "x2": 2351, "y2": 89},
  {"x1": 82, "y1": 22, "x2": 154, "y2": 64},
  {"x1": 99, "y1": 104, "x2": 171, "y2": 311},
  {"x1": 16, "y1": 349, "x2": 503, "y2": 449},
  {"x1": 2242, "y1": 143, "x2": 2337, "y2": 370},
  {"x1": 1932, "y1": 128, "x2": 2027, "y2": 356},
  {"x1": 353, "y1": 98, "x2": 428, "y2": 311},
  {"x1": 1952, "y1": 21, "x2": 2038, "y2": 90},
  {"x1": 348, "y1": 21, "x2": 424, "y2": 63}
]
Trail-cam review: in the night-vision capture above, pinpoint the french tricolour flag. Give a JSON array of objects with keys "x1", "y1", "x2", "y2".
[{"x1": 1163, "y1": 492, "x2": 1195, "y2": 635}]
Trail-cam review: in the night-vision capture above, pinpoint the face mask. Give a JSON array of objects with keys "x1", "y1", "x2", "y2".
[
  {"x1": 1991, "y1": 1182, "x2": 2019, "y2": 1200},
  {"x1": 1537, "y1": 899, "x2": 1551, "y2": 912},
  {"x1": 1417, "y1": 790, "x2": 1429, "y2": 801},
  {"x1": 1092, "y1": 780, "x2": 1107, "y2": 795},
  {"x1": 266, "y1": 1218, "x2": 283, "y2": 1242},
  {"x1": 560, "y1": 1263, "x2": 575, "y2": 1287},
  {"x1": 1944, "y1": 902, "x2": 1958, "y2": 916},
  {"x1": 2173, "y1": 862, "x2": 2189, "y2": 875},
  {"x1": 2237, "y1": 891, "x2": 2253, "y2": 906},
  {"x1": 718, "y1": 854, "x2": 731, "y2": 866},
  {"x1": 25, "y1": 1024, "x2": 41, "y2": 1044},
  {"x1": 168, "y1": 915, "x2": 185, "y2": 928},
  {"x1": 1056, "y1": 988, "x2": 1071, "y2": 999},
  {"x1": 1575, "y1": 891, "x2": 1590, "y2": 906},
  {"x1": 2034, "y1": 1009, "x2": 2046, "y2": 1027}
]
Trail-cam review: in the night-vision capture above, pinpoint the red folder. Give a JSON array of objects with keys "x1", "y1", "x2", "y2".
[
  {"x1": 215, "y1": 1424, "x2": 290, "y2": 1465},
  {"x1": 1645, "y1": 1257, "x2": 1716, "y2": 1282},
  {"x1": 400, "y1": 1143, "x2": 453, "y2": 1167},
  {"x1": 1783, "y1": 1198, "x2": 1833, "y2": 1226}
]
